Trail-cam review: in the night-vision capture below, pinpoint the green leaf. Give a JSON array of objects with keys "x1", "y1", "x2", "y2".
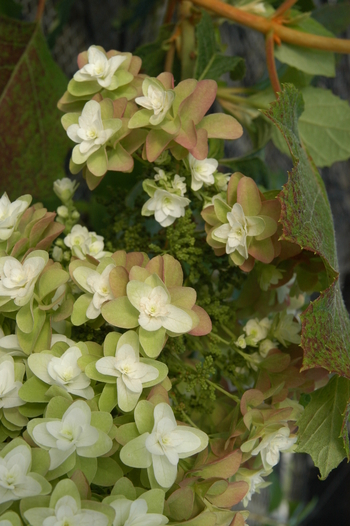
[
  {"x1": 265, "y1": 84, "x2": 350, "y2": 380},
  {"x1": 135, "y1": 24, "x2": 175, "y2": 77},
  {"x1": 297, "y1": 376, "x2": 350, "y2": 478},
  {"x1": 101, "y1": 297, "x2": 139, "y2": 329},
  {"x1": 0, "y1": 15, "x2": 70, "y2": 200},
  {"x1": 274, "y1": 44, "x2": 335, "y2": 77},
  {"x1": 194, "y1": 11, "x2": 217, "y2": 80},
  {"x1": 139, "y1": 327, "x2": 166, "y2": 358},
  {"x1": 200, "y1": 54, "x2": 245, "y2": 82},
  {"x1": 274, "y1": 16, "x2": 335, "y2": 78},
  {"x1": 295, "y1": 87, "x2": 350, "y2": 167},
  {"x1": 92, "y1": 457, "x2": 123, "y2": 487},
  {"x1": 99, "y1": 384, "x2": 118, "y2": 412},
  {"x1": 18, "y1": 375, "x2": 49, "y2": 403}
]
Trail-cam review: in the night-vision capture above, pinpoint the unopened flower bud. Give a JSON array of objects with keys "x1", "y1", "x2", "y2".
[
  {"x1": 52, "y1": 246, "x2": 63, "y2": 262},
  {"x1": 53, "y1": 178, "x2": 78, "y2": 202},
  {"x1": 71, "y1": 210, "x2": 80, "y2": 220},
  {"x1": 57, "y1": 205, "x2": 69, "y2": 219}
]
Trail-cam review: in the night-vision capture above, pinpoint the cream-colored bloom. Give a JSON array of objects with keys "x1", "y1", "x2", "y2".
[
  {"x1": 215, "y1": 172, "x2": 230, "y2": 192},
  {"x1": 127, "y1": 281, "x2": 192, "y2": 334},
  {"x1": 109, "y1": 498, "x2": 168, "y2": 526},
  {"x1": 28, "y1": 495, "x2": 108, "y2": 526},
  {"x1": 0, "y1": 445, "x2": 42, "y2": 504},
  {"x1": 96, "y1": 343, "x2": 158, "y2": 411},
  {"x1": 259, "y1": 338, "x2": 276, "y2": 358},
  {"x1": 154, "y1": 168, "x2": 167, "y2": 181},
  {"x1": 251, "y1": 427, "x2": 297, "y2": 470},
  {"x1": 272, "y1": 312, "x2": 301, "y2": 346},
  {"x1": 32, "y1": 401, "x2": 102, "y2": 470},
  {"x1": 145, "y1": 403, "x2": 207, "y2": 487},
  {"x1": 74, "y1": 264, "x2": 115, "y2": 319},
  {"x1": 236, "y1": 334, "x2": 247, "y2": 349},
  {"x1": 142, "y1": 189, "x2": 190, "y2": 227},
  {"x1": 212, "y1": 203, "x2": 264, "y2": 260},
  {"x1": 67, "y1": 100, "x2": 114, "y2": 161},
  {"x1": 28, "y1": 346, "x2": 93, "y2": 399},
  {"x1": 0, "y1": 193, "x2": 30, "y2": 241},
  {"x1": 0, "y1": 256, "x2": 46, "y2": 306},
  {"x1": 0, "y1": 356, "x2": 25, "y2": 409},
  {"x1": 236, "y1": 469, "x2": 270, "y2": 507},
  {"x1": 171, "y1": 174, "x2": 187, "y2": 196},
  {"x1": 243, "y1": 318, "x2": 269, "y2": 346},
  {"x1": 136, "y1": 79, "x2": 174, "y2": 125},
  {"x1": 64, "y1": 225, "x2": 109, "y2": 260},
  {"x1": 188, "y1": 154, "x2": 218, "y2": 191},
  {"x1": 74, "y1": 45, "x2": 127, "y2": 88},
  {"x1": 259, "y1": 264, "x2": 284, "y2": 291}
]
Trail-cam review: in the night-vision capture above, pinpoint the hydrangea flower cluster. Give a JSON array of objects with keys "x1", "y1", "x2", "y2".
[
  {"x1": 0, "y1": 41, "x2": 329, "y2": 526},
  {"x1": 59, "y1": 46, "x2": 243, "y2": 190}
]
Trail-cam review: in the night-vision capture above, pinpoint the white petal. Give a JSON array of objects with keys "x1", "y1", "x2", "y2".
[{"x1": 162, "y1": 305, "x2": 192, "y2": 334}]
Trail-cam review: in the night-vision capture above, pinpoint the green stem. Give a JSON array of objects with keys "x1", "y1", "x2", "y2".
[
  {"x1": 207, "y1": 380, "x2": 240, "y2": 402},
  {"x1": 221, "y1": 325, "x2": 236, "y2": 339}
]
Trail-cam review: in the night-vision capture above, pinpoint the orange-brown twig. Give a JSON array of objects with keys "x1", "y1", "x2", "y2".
[
  {"x1": 190, "y1": 0, "x2": 350, "y2": 53},
  {"x1": 273, "y1": 0, "x2": 298, "y2": 19},
  {"x1": 35, "y1": 0, "x2": 46, "y2": 21},
  {"x1": 266, "y1": 31, "x2": 281, "y2": 96}
]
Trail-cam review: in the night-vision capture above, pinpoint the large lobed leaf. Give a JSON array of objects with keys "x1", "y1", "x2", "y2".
[
  {"x1": 0, "y1": 15, "x2": 70, "y2": 199},
  {"x1": 194, "y1": 11, "x2": 245, "y2": 82},
  {"x1": 297, "y1": 376, "x2": 350, "y2": 479},
  {"x1": 265, "y1": 84, "x2": 350, "y2": 476}
]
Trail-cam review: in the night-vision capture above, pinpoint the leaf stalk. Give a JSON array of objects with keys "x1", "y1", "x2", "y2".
[{"x1": 189, "y1": 0, "x2": 350, "y2": 53}]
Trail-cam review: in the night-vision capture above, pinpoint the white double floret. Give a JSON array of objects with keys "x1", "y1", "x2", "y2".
[
  {"x1": 67, "y1": 100, "x2": 114, "y2": 162},
  {"x1": 96, "y1": 343, "x2": 158, "y2": 411},
  {"x1": 251, "y1": 426, "x2": 297, "y2": 470},
  {"x1": 0, "y1": 255, "x2": 46, "y2": 306},
  {"x1": 212, "y1": 203, "x2": 264, "y2": 260},
  {"x1": 64, "y1": 225, "x2": 109, "y2": 260},
  {"x1": 0, "y1": 445, "x2": 42, "y2": 504},
  {"x1": 32, "y1": 401, "x2": 102, "y2": 470},
  {"x1": 109, "y1": 498, "x2": 168, "y2": 526},
  {"x1": 136, "y1": 79, "x2": 174, "y2": 125},
  {"x1": 74, "y1": 45, "x2": 127, "y2": 88},
  {"x1": 25, "y1": 494, "x2": 109, "y2": 526},
  {"x1": 28, "y1": 346, "x2": 93, "y2": 399},
  {"x1": 145, "y1": 403, "x2": 207, "y2": 488},
  {"x1": 127, "y1": 281, "x2": 192, "y2": 334},
  {"x1": 0, "y1": 193, "x2": 30, "y2": 241},
  {"x1": 0, "y1": 356, "x2": 25, "y2": 409},
  {"x1": 142, "y1": 189, "x2": 190, "y2": 227},
  {"x1": 188, "y1": 154, "x2": 218, "y2": 191}
]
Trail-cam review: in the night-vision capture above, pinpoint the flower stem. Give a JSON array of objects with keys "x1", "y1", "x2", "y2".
[
  {"x1": 265, "y1": 31, "x2": 281, "y2": 96},
  {"x1": 273, "y1": 0, "x2": 298, "y2": 19},
  {"x1": 35, "y1": 0, "x2": 46, "y2": 21},
  {"x1": 164, "y1": 0, "x2": 177, "y2": 23},
  {"x1": 190, "y1": 0, "x2": 350, "y2": 53},
  {"x1": 207, "y1": 380, "x2": 240, "y2": 402}
]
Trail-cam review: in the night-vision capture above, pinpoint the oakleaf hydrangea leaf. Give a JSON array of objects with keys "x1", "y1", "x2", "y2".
[
  {"x1": 297, "y1": 376, "x2": 350, "y2": 478},
  {"x1": 265, "y1": 84, "x2": 350, "y2": 477},
  {"x1": 0, "y1": 15, "x2": 70, "y2": 199},
  {"x1": 264, "y1": 84, "x2": 350, "y2": 379}
]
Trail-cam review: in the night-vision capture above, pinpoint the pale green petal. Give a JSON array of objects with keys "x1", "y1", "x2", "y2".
[
  {"x1": 126, "y1": 281, "x2": 153, "y2": 311},
  {"x1": 162, "y1": 305, "x2": 192, "y2": 334},
  {"x1": 152, "y1": 454, "x2": 177, "y2": 488}
]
